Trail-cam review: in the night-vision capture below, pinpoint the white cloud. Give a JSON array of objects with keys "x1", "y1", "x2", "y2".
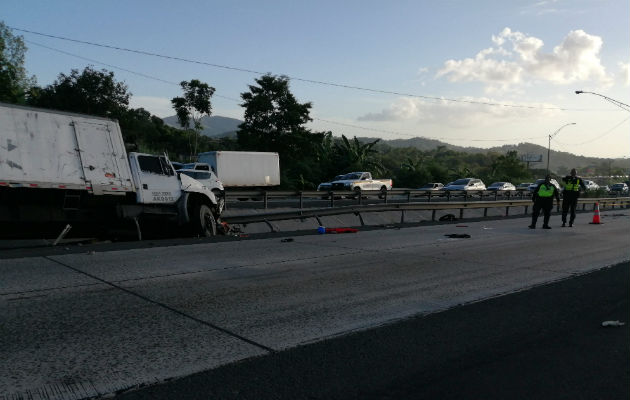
[
  {"x1": 129, "y1": 96, "x2": 173, "y2": 117},
  {"x1": 619, "y1": 62, "x2": 630, "y2": 86},
  {"x1": 436, "y1": 28, "x2": 612, "y2": 91},
  {"x1": 357, "y1": 97, "x2": 560, "y2": 128}
]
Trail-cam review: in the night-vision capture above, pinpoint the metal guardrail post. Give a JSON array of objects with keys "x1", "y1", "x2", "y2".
[
  {"x1": 428, "y1": 192, "x2": 432, "y2": 202},
  {"x1": 329, "y1": 191, "x2": 334, "y2": 208},
  {"x1": 406, "y1": 191, "x2": 411, "y2": 203},
  {"x1": 505, "y1": 206, "x2": 509, "y2": 216},
  {"x1": 494, "y1": 192, "x2": 498, "y2": 201},
  {"x1": 484, "y1": 208, "x2": 488, "y2": 217},
  {"x1": 383, "y1": 190, "x2": 388, "y2": 204},
  {"x1": 459, "y1": 208, "x2": 464, "y2": 219},
  {"x1": 524, "y1": 205, "x2": 528, "y2": 215},
  {"x1": 263, "y1": 191, "x2": 268, "y2": 209},
  {"x1": 299, "y1": 191, "x2": 303, "y2": 209},
  {"x1": 446, "y1": 192, "x2": 451, "y2": 202},
  {"x1": 432, "y1": 210, "x2": 436, "y2": 221},
  {"x1": 464, "y1": 192, "x2": 468, "y2": 202}
]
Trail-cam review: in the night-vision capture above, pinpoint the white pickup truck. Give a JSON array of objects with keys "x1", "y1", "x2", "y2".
[
  {"x1": 0, "y1": 102, "x2": 220, "y2": 238},
  {"x1": 324, "y1": 172, "x2": 393, "y2": 197}
]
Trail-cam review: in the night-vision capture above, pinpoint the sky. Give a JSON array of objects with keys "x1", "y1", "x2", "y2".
[{"x1": 3, "y1": 0, "x2": 629, "y2": 158}]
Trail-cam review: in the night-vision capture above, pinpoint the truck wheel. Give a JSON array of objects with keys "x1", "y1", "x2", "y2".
[
  {"x1": 350, "y1": 187, "x2": 362, "y2": 199},
  {"x1": 378, "y1": 186, "x2": 387, "y2": 199},
  {"x1": 193, "y1": 203, "x2": 217, "y2": 237}
]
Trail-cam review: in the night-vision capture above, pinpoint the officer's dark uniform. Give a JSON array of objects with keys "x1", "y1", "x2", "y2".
[
  {"x1": 561, "y1": 173, "x2": 586, "y2": 227},
  {"x1": 529, "y1": 180, "x2": 560, "y2": 229}
]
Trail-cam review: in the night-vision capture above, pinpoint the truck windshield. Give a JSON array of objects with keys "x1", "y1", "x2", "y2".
[
  {"x1": 138, "y1": 155, "x2": 174, "y2": 176},
  {"x1": 342, "y1": 173, "x2": 362, "y2": 180}
]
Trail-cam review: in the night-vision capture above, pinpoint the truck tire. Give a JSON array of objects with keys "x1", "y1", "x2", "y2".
[
  {"x1": 193, "y1": 203, "x2": 217, "y2": 237},
  {"x1": 378, "y1": 186, "x2": 387, "y2": 199}
]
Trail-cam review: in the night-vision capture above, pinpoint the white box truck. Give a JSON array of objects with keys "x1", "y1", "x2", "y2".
[
  {"x1": 197, "y1": 151, "x2": 280, "y2": 187},
  {"x1": 0, "y1": 103, "x2": 221, "y2": 237}
]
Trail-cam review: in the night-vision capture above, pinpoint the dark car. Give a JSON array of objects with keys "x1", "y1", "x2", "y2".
[{"x1": 609, "y1": 183, "x2": 629, "y2": 195}]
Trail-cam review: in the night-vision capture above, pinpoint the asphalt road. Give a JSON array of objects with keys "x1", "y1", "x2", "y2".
[
  {"x1": 1, "y1": 211, "x2": 628, "y2": 399},
  {"x1": 117, "y1": 261, "x2": 630, "y2": 400}
]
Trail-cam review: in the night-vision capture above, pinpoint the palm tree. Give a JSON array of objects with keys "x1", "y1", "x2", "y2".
[{"x1": 334, "y1": 135, "x2": 383, "y2": 173}]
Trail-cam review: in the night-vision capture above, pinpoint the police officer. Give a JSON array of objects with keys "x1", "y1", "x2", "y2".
[
  {"x1": 529, "y1": 174, "x2": 560, "y2": 229},
  {"x1": 561, "y1": 168, "x2": 586, "y2": 227}
]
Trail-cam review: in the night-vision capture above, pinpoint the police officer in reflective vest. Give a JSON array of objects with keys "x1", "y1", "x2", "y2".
[
  {"x1": 561, "y1": 168, "x2": 586, "y2": 227},
  {"x1": 529, "y1": 174, "x2": 560, "y2": 229}
]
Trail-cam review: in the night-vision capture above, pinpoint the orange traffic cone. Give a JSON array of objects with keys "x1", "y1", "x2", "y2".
[{"x1": 589, "y1": 203, "x2": 602, "y2": 224}]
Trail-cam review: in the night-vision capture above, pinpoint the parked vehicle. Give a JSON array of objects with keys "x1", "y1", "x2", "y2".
[
  {"x1": 418, "y1": 182, "x2": 444, "y2": 190},
  {"x1": 444, "y1": 178, "x2": 486, "y2": 191},
  {"x1": 177, "y1": 168, "x2": 225, "y2": 213},
  {"x1": 317, "y1": 175, "x2": 344, "y2": 192},
  {"x1": 516, "y1": 183, "x2": 532, "y2": 191},
  {"x1": 609, "y1": 183, "x2": 629, "y2": 194},
  {"x1": 197, "y1": 151, "x2": 280, "y2": 187},
  {"x1": 487, "y1": 182, "x2": 516, "y2": 191},
  {"x1": 327, "y1": 172, "x2": 393, "y2": 197},
  {"x1": 0, "y1": 103, "x2": 220, "y2": 237},
  {"x1": 528, "y1": 178, "x2": 561, "y2": 193},
  {"x1": 583, "y1": 180, "x2": 600, "y2": 191}
]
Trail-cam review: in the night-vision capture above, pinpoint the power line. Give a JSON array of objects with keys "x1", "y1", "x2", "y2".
[
  {"x1": 21, "y1": 36, "x2": 606, "y2": 147},
  {"x1": 25, "y1": 40, "x2": 239, "y2": 102},
  {"x1": 311, "y1": 117, "x2": 548, "y2": 142},
  {"x1": 554, "y1": 116, "x2": 630, "y2": 146},
  {"x1": 11, "y1": 26, "x2": 598, "y2": 112}
]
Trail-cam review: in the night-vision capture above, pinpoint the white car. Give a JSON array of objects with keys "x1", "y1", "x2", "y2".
[
  {"x1": 528, "y1": 178, "x2": 561, "y2": 192},
  {"x1": 487, "y1": 182, "x2": 516, "y2": 191},
  {"x1": 444, "y1": 178, "x2": 486, "y2": 191},
  {"x1": 178, "y1": 169, "x2": 225, "y2": 213},
  {"x1": 583, "y1": 180, "x2": 600, "y2": 191},
  {"x1": 418, "y1": 182, "x2": 444, "y2": 190}
]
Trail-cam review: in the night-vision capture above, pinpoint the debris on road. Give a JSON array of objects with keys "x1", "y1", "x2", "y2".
[
  {"x1": 281, "y1": 238, "x2": 294, "y2": 243},
  {"x1": 444, "y1": 234, "x2": 471, "y2": 238},
  {"x1": 318, "y1": 226, "x2": 358, "y2": 234},
  {"x1": 601, "y1": 320, "x2": 625, "y2": 327},
  {"x1": 439, "y1": 214, "x2": 457, "y2": 221}
]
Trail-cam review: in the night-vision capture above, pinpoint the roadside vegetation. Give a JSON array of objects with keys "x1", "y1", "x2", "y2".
[{"x1": 2, "y1": 22, "x2": 628, "y2": 190}]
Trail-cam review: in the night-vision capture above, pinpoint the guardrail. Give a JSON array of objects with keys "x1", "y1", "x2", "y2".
[
  {"x1": 224, "y1": 188, "x2": 629, "y2": 209},
  {"x1": 221, "y1": 196, "x2": 630, "y2": 226},
  {"x1": 224, "y1": 189, "x2": 535, "y2": 209}
]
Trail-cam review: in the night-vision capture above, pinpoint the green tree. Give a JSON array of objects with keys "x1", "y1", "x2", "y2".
[
  {"x1": 0, "y1": 22, "x2": 35, "y2": 103},
  {"x1": 28, "y1": 66, "x2": 130, "y2": 118},
  {"x1": 171, "y1": 79, "x2": 215, "y2": 161},
  {"x1": 237, "y1": 74, "x2": 325, "y2": 189},
  {"x1": 333, "y1": 135, "x2": 383, "y2": 174}
]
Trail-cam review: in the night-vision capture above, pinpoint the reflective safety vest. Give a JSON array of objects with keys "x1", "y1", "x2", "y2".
[
  {"x1": 538, "y1": 184, "x2": 555, "y2": 197},
  {"x1": 564, "y1": 178, "x2": 581, "y2": 192}
]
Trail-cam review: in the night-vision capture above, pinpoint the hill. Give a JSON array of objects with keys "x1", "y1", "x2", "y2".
[
  {"x1": 162, "y1": 115, "x2": 240, "y2": 138},
  {"x1": 161, "y1": 115, "x2": 628, "y2": 174}
]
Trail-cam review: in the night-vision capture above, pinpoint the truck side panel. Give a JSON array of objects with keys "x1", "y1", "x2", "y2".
[
  {"x1": 0, "y1": 103, "x2": 134, "y2": 194},
  {"x1": 198, "y1": 151, "x2": 280, "y2": 187}
]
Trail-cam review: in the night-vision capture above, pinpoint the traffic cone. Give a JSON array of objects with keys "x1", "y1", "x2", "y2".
[{"x1": 589, "y1": 203, "x2": 602, "y2": 224}]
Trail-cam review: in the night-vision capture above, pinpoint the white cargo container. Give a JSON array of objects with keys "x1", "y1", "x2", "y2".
[
  {"x1": 0, "y1": 103, "x2": 220, "y2": 237},
  {"x1": 197, "y1": 151, "x2": 280, "y2": 187}
]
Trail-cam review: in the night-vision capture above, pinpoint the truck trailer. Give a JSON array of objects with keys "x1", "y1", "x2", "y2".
[
  {"x1": 0, "y1": 103, "x2": 220, "y2": 238},
  {"x1": 197, "y1": 151, "x2": 280, "y2": 187}
]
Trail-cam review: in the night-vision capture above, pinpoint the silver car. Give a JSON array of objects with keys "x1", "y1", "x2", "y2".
[{"x1": 444, "y1": 178, "x2": 486, "y2": 191}]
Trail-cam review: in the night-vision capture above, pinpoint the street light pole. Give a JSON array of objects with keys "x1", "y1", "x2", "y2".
[
  {"x1": 575, "y1": 91, "x2": 630, "y2": 111},
  {"x1": 547, "y1": 123, "x2": 576, "y2": 174}
]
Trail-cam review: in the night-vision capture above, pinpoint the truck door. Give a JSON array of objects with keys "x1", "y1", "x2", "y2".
[
  {"x1": 72, "y1": 121, "x2": 130, "y2": 194},
  {"x1": 131, "y1": 154, "x2": 182, "y2": 204}
]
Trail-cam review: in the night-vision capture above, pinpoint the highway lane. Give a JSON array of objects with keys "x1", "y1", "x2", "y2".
[{"x1": 1, "y1": 211, "x2": 629, "y2": 399}]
